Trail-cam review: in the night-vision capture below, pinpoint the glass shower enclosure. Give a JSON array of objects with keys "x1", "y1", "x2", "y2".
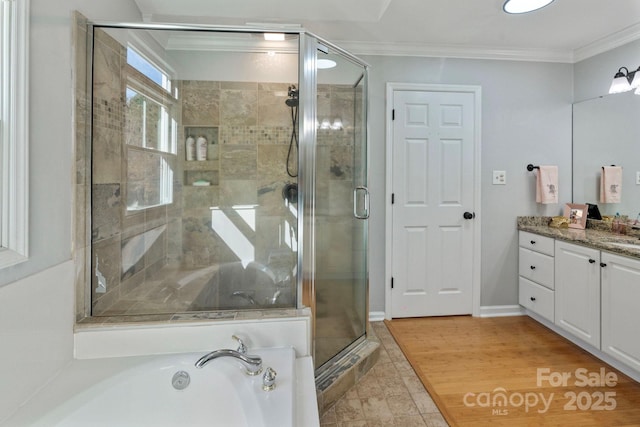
[{"x1": 88, "y1": 23, "x2": 368, "y2": 372}]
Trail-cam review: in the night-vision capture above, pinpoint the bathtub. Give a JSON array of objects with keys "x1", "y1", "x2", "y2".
[{"x1": 4, "y1": 347, "x2": 318, "y2": 427}]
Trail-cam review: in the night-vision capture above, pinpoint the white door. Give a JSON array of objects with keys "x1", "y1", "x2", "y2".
[{"x1": 390, "y1": 88, "x2": 477, "y2": 318}]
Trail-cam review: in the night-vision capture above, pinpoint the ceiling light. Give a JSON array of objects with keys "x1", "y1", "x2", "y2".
[
  {"x1": 263, "y1": 33, "x2": 285, "y2": 41},
  {"x1": 317, "y1": 59, "x2": 336, "y2": 69},
  {"x1": 503, "y1": 0, "x2": 554, "y2": 14}
]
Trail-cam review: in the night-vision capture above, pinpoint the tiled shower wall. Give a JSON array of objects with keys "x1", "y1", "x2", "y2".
[{"x1": 78, "y1": 23, "x2": 357, "y2": 319}]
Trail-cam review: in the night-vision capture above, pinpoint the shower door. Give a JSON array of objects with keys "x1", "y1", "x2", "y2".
[{"x1": 312, "y1": 48, "x2": 369, "y2": 370}]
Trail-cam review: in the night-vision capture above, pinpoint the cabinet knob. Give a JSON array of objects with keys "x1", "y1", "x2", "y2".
[
  {"x1": 588, "y1": 259, "x2": 596, "y2": 264},
  {"x1": 530, "y1": 240, "x2": 536, "y2": 245},
  {"x1": 530, "y1": 265, "x2": 536, "y2": 270},
  {"x1": 530, "y1": 297, "x2": 536, "y2": 302},
  {"x1": 600, "y1": 262, "x2": 607, "y2": 268}
]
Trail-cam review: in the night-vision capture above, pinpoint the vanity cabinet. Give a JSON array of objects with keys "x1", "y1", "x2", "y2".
[
  {"x1": 601, "y1": 252, "x2": 640, "y2": 372},
  {"x1": 518, "y1": 227, "x2": 640, "y2": 378},
  {"x1": 554, "y1": 241, "x2": 601, "y2": 348},
  {"x1": 518, "y1": 231, "x2": 555, "y2": 322}
]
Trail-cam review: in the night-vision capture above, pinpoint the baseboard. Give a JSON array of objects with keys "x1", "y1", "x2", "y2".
[
  {"x1": 479, "y1": 305, "x2": 525, "y2": 318},
  {"x1": 369, "y1": 311, "x2": 385, "y2": 322}
]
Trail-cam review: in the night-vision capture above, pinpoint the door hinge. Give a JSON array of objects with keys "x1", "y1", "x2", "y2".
[
  {"x1": 391, "y1": 193, "x2": 395, "y2": 204},
  {"x1": 392, "y1": 109, "x2": 395, "y2": 120},
  {"x1": 391, "y1": 277, "x2": 394, "y2": 289}
]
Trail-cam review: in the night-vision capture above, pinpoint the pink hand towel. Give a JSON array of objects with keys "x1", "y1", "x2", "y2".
[
  {"x1": 600, "y1": 166, "x2": 622, "y2": 203},
  {"x1": 536, "y1": 166, "x2": 558, "y2": 204}
]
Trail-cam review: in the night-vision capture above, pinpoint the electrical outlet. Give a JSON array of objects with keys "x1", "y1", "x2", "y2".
[
  {"x1": 636, "y1": 171, "x2": 640, "y2": 185},
  {"x1": 493, "y1": 170, "x2": 506, "y2": 185}
]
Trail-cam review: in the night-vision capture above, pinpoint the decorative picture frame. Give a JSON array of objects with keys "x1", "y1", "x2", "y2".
[{"x1": 564, "y1": 203, "x2": 588, "y2": 229}]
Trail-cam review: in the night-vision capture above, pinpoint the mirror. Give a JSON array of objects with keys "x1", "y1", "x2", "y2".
[{"x1": 572, "y1": 91, "x2": 640, "y2": 217}]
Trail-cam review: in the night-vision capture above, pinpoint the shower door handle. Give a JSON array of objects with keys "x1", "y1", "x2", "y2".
[{"x1": 353, "y1": 186, "x2": 370, "y2": 220}]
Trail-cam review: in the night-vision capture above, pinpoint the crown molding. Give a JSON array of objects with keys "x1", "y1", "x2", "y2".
[
  {"x1": 573, "y1": 22, "x2": 640, "y2": 63},
  {"x1": 335, "y1": 40, "x2": 574, "y2": 63}
]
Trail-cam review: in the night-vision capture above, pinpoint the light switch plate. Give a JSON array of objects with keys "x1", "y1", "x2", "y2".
[
  {"x1": 493, "y1": 170, "x2": 506, "y2": 185},
  {"x1": 636, "y1": 171, "x2": 640, "y2": 185}
]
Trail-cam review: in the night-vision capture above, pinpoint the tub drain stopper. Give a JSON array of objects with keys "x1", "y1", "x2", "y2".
[{"x1": 172, "y1": 371, "x2": 191, "y2": 390}]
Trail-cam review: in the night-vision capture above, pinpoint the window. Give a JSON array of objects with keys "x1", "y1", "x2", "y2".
[
  {"x1": 0, "y1": 0, "x2": 29, "y2": 268},
  {"x1": 124, "y1": 46, "x2": 177, "y2": 212}
]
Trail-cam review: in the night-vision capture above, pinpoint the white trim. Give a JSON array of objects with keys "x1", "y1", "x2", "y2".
[
  {"x1": 0, "y1": 0, "x2": 29, "y2": 269},
  {"x1": 479, "y1": 305, "x2": 525, "y2": 318},
  {"x1": 315, "y1": 22, "x2": 640, "y2": 65},
  {"x1": 574, "y1": 22, "x2": 640, "y2": 64},
  {"x1": 384, "y1": 83, "x2": 482, "y2": 320},
  {"x1": 369, "y1": 311, "x2": 385, "y2": 322},
  {"x1": 338, "y1": 41, "x2": 574, "y2": 63}
]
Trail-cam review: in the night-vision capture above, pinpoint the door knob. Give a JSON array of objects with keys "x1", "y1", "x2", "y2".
[{"x1": 463, "y1": 211, "x2": 475, "y2": 220}]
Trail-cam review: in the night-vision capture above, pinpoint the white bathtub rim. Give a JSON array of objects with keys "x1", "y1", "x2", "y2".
[{"x1": 3, "y1": 348, "x2": 319, "y2": 427}]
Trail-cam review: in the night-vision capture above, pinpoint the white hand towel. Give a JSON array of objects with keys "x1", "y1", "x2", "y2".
[
  {"x1": 600, "y1": 166, "x2": 622, "y2": 204},
  {"x1": 536, "y1": 166, "x2": 558, "y2": 204}
]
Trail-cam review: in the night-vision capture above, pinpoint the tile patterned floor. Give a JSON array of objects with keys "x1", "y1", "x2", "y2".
[{"x1": 320, "y1": 321, "x2": 449, "y2": 427}]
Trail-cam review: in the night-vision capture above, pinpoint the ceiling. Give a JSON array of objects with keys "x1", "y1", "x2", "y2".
[{"x1": 133, "y1": 0, "x2": 640, "y2": 63}]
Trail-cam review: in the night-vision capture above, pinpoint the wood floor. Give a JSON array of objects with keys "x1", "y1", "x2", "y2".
[{"x1": 385, "y1": 316, "x2": 640, "y2": 427}]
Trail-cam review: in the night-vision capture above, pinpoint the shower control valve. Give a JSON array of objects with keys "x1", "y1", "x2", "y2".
[{"x1": 232, "y1": 334, "x2": 248, "y2": 354}]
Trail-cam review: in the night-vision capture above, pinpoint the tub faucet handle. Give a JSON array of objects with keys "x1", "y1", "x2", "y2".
[
  {"x1": 262, "y1": 367, "x2": 277, "y2": 391},
  {"x1": 232, "y1": 334, "x2": 247, "y2": 354}
]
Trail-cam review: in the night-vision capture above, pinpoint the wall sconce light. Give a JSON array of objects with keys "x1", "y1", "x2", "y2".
[{"x1": 608, "y1": 66, "x2": 640, "y2": 94}]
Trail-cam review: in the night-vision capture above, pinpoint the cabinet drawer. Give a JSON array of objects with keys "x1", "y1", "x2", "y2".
[
  {"x1": 519, "y1": 277, "x2": 554, "y2": 322},
  {"x1": 519, "y1": 247, "x2": 555, "y2": 290},
  {"x1": 519, "y1": 231, "x2": 554, "y2": 256}
]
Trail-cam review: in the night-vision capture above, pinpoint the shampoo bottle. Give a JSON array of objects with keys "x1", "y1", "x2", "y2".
[
  {"x1": 196, "y1": 135, "x2": 207, "y2": 161},
  {"x1": 185, "y1": 136, "x2": 195, "y2": 161}
]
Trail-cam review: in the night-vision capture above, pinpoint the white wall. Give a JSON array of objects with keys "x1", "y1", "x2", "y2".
[
  {"x1": 0, "y1": 262, "x2": 74, "y2": 423},
  {"x1": 0, "y1": 0, "x2": 141, "y2": 421},
  {"x1": 363, "y1": 56, "x2": 573, "y2": 311}
]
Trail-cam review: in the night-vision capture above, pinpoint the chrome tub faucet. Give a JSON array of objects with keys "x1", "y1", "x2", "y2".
[{"x1": 195, "y1": 335, "x2": 263, "y2": 376}]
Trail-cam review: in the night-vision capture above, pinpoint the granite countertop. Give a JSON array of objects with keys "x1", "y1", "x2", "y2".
[{"x1": 517, "y1": 217, "x2": 640, "y2": 260}]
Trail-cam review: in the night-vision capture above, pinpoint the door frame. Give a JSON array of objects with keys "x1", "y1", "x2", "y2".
[{"x1": 384, "y1": 83, "x2": 482, "y2": 319}]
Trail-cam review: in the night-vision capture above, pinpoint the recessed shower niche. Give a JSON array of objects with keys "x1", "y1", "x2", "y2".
[{"x1": 86, "y1": 23, "x2": 369, "y2": 374}]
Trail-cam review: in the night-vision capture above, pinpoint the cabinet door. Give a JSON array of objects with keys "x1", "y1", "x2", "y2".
[
  {"x1": 554, "y1": 241, "x2": 601, "y2": 348},
  {"x1": 601, "y1": 252, "x2": 640, "y2": 371}
]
